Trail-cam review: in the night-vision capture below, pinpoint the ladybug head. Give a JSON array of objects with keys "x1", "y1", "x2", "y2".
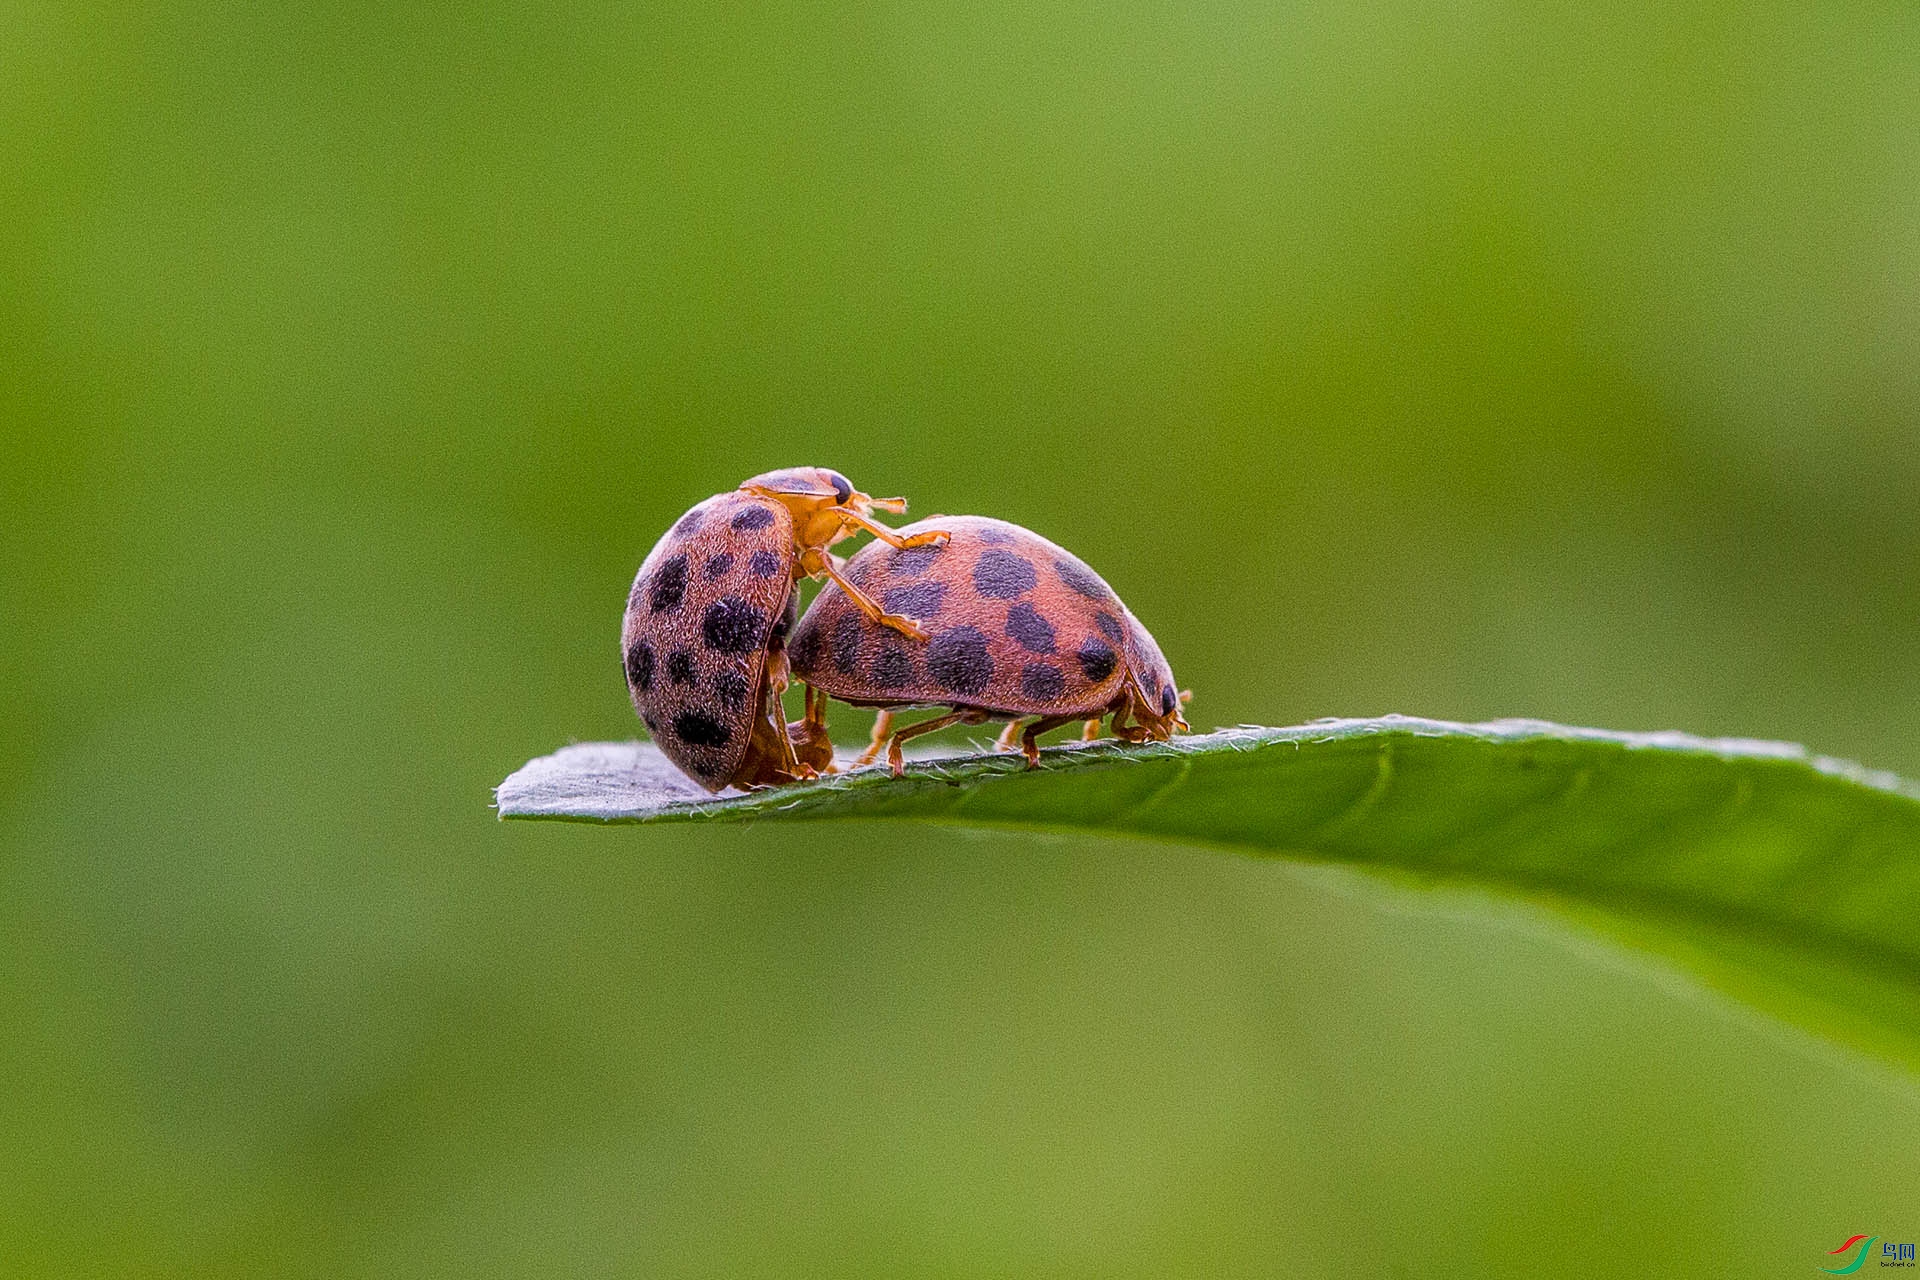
[
  {"x1": 742, "y1": 466, "x2": 849, "y2": 501},
  {"x1": 739, "y1": 468, "x2": 912, "y2": 543},
  {"x1": 1121, "y1": 609, "x2": 1189, "y2": 738}
]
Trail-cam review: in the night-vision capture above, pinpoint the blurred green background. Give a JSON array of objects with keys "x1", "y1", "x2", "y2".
[{"x1": 6, "y1": 0, "x2": 1919, "y2": 1273}]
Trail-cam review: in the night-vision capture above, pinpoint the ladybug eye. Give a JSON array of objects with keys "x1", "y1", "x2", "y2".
[{"x1": 828, "y1": 472, "x2": 853, "y2": 504}]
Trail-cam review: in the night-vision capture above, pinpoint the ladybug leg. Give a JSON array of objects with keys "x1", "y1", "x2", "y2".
[
  {"x1": 999, "y1": 716, "x2": 1080, "y2": 758},
  {"x1": 1109, "y1": 691, "x2": 1150, "y2": 743},
  {"x1": 841, "y1": 510, "x2": 950, "y2": 551},
  {"x1": 734, "y1": 707, "x2": 816, "y2": 791},
  {"x1": 854, "y1": 709, "x2": 895, "y2": 766},
  {"x1": 804, "y1": 682, "x2": 833, "y2": 743},
  {"x1": 1082, "y1": 719, "x2": 1103, "y2": 741},
  {"x1": 1017, "y1": 716, "x2": 1080, "y2": 768},
  {"x1": 788, "y1": 683, "x2": 836, "y2": 775},
  {"x1": 884, "y1": 710, "x2": 972, "y2": 777},
  {"x1": 805, "y1": 551, "x2": 933, "y2": 642},
  {"x1": 762, "y1": 652, "x2": 814, "y2": 780}
]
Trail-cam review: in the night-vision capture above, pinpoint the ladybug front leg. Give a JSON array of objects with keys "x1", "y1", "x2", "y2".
[
  {"x1": 840, "y1": 509, "x2": 950, "y2": 551},
  {"x1": 1082, "y1": 718, "x2": 1103, "y2": 741},
  {"x1": 1108, "y1": 691, "x2": 1150, "y2": 743},
  {"x1": 800, "y1": 548, "x2": 933, "y2": 642}
]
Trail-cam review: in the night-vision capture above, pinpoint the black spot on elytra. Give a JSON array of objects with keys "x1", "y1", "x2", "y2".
[
  {"x1": 828, "y1": 471, "x2": 853, "y2": 503},
  {"x1": 702, "y1": 597, "x2": 766, "y2": 654},
  {"x1": 830, "y1": 612, "x2": 863, "y2": 673},
  {"x1": 888, "y1": 544, "x2": 944, "y2": 577},
  {"x1": 714, "y1": 671, "x2": 751, "y2": 711},
  {"x1": 871, "y1": 643, "x2": 915, "y2": 689},
  {"x1": 1020, "y1": 663, "x2": 1065, "y2": 702},
  {"x1": 649, "y1": 555, "x2": 690, "y2": 613},
  {"x1": 1159, "y1": 684, "x2": 1177, "y2": 716},
  {"x1": 703, "y1": 551, "x2": 734, "y2": 579},
  {"x1": 928, "y1": 626, "x2": 993, "y2": 696},
  {"x1": 1055, "y1": 557, "x2": 1110, "y2": 601},
  {"x1": 674, "y1": 508, "x2": 703, "y2": 534},
  {"x1": 973, "y1": 550, "x2": 1037, "y2": 599},
  {"x1": 882, "y1": 580, "x2": 946, "y2": 619},
  {"x1": 624, "y1": 639, "x2": 655, "y2": 692},
  {"x1": 976, "y1": 524, "x2": 1015, "y2": 545},
  {"x1": 1076, "y1": 638, "x2": 1117, "y2": 683},
  {"x1": 671, "y1": 710, "x2": 732, "y2": 749},
  {"x1": 731, "y1": 505, "x2": 775, "y2": 531},
  {"x1": 790, "y1": 623, "x2": 824, "y2": 673},
  {"x1": 1004, "y1": 602, "x2": 1056, "y2": 653},
  {"x1": 667, "y1": 648, "x2": 696, "y2": 684},
  {"x1": 748, "y1": 549, "x2": 782, "y2": 578},
  {"x1": 1094, "y1": 612, "x2": 1124, "y2": 644},
  {"x1": 769, "y1": 595, "x2": 795, "y2": 648}
]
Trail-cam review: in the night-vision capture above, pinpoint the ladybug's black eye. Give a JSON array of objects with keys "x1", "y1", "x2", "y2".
[{"x1": 828, "y1": 472, "x2": 853, "y2": 504}]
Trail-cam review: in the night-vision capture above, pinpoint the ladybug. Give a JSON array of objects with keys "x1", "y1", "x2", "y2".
[
  {"x1": 622, "y1": 468, "x2": 948, "y2": 791},
  {"x1": 786, "y1": 514, "x2": 1188, "y2": 774}
]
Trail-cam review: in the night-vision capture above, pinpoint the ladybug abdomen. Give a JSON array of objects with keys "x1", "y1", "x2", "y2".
[
  {"x1": 621, "y1": 491, "x2": 794, "y2": 789},
  {"x1": 790, "y1": 515, "x2": 1132, "y2": 717}
]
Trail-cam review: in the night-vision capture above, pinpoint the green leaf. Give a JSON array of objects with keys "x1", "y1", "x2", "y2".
[{"x1": 496, "y1": 716, "x2": 1920, "y2": 1072}]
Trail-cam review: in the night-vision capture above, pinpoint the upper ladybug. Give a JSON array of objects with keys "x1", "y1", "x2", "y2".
[
  {"x1": 621, "y1": 468, "x2": 948, "y2": 791},
  {"x1": 787, "y1": 514, "x2": 1187, "y2": 773}
]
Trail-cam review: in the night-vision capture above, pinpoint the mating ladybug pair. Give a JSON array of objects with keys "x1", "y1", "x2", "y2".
[{"x1": 621, "y1": 468, "x2": 1189, "y2": 792}]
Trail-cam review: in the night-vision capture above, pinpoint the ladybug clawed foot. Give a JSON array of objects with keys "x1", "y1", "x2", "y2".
[
  {"x1": 900, "y1": 529, "x2": 950, "y2": 549},
  {"x1": 876, "y1": 613, "x2": 931, "y2": 643}
]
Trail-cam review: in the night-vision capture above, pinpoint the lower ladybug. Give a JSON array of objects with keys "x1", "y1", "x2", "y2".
[
  {"x1": 622, "y1": 468, "x2": 948, "y2": 791},
  {"x1": 786, "y1": 515, "x2": 1188, "y2": 774}
]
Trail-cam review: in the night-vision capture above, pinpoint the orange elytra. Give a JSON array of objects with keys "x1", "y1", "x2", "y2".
[
  {"x1": 786, "y1": 515, "x2": 1188, "y2": 774},
  {"x1": 622, "y1": 468, "x2": 948, "y2": 791}
]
